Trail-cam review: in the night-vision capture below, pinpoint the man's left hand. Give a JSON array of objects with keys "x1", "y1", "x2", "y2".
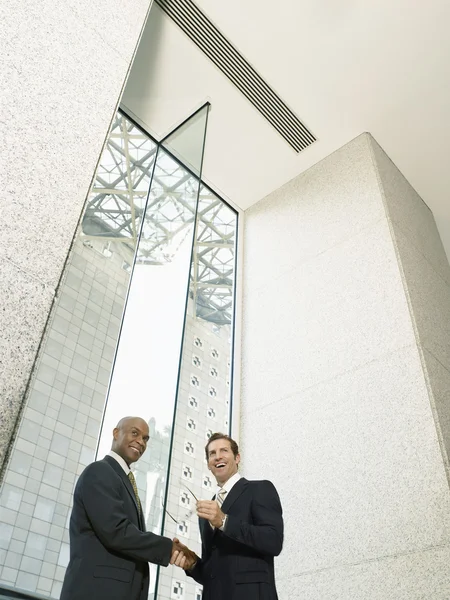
[{"x1": 196, "y1": 500, "x2": 225, "y2": 528}]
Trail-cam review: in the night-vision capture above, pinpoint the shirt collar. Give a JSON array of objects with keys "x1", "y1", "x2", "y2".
[
  {"x1": 108, "y1": 451, "x2": 130, "y2": 475},
  {"x1": 216, "y1": 471, "x2": 241, "y2": 496}
]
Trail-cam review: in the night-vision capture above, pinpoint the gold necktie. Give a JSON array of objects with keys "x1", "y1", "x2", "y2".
[{"x1": 128, "y1": 471, "x2": 141, "y2": 511}]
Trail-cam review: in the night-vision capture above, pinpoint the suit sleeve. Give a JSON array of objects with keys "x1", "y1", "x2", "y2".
[
  {"x1": 80, "y1": 462, "x2": 173, "y2": 565},
  {"x1": 185, "y1": 520, "x2": 209, "y2": 585},
  {"x1": 222, "y1": 480, "x2": 283, "y2": 556}
]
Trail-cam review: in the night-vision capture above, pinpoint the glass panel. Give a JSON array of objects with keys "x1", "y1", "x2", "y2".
[
  {"x1": 0, "y1": 111, "x2": 157, "y2": 599},
  {"x1": 82, "y1": 112, "x2": 157, "y2": 244},
  {"x1": 155, "y1": 185, "x2": 238, "y2": 600},
  {"x1": 0, "y1": 103, "x2": 238, "y2": 600},
  {"x1": 95, "y1": 107, "x2": 210, "y2": 599},
  {"x1": 161, "y1": 104, "x2": 210, "y2": 178}
]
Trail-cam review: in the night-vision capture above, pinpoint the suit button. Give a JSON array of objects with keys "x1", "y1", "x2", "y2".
[
  {"x1": 212, "y1": 544, "x2": 216, "y2": 549},
  {"x1": 210, "y1": 574, "x2": 215, "y2": 579}
]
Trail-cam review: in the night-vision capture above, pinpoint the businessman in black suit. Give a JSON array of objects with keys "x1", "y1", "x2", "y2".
[
  {"x1": 60, "y1": 416, "x2": 194, "y2": 600},
  {"x1": 172, "y1": 432, "x2": 284, "y2": 600}
]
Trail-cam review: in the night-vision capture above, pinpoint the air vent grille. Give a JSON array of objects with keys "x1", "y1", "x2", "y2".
[{"x1": 154, "y1": 0, "x2": 316, "y2": 153}]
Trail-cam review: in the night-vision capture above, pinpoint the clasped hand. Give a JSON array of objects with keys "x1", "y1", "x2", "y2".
[
  {"x1": 170, "y1": 501, "x2": 225, "y2": 570},
  {"x1": 170, "y1": 538, "x2": 198, "y2": 570}
]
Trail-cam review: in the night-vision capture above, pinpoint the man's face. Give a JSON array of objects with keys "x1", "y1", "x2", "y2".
[
  {"x1": 207, "y1": 438, "x2": 240, "y2": 485},
  {"x1": 112, "y1": 418, "x2": 149, "y2": 466}
]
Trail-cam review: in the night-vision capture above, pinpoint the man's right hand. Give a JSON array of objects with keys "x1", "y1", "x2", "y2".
[{"x1": 170, "y1": 538, "x2": 198, "y2": 570}]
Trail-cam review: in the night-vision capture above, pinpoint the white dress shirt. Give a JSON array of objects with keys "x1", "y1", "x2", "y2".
[
  {"x1": 215, "y1": 471, "x2": 241, "y2": 500},
  {"x1": 108, "y1": 450, "x2": 130, "y2": 475}
]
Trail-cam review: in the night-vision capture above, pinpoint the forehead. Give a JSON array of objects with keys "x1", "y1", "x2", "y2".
[
  {"x1": 125, "y1": 419, "x2": 149, "y2": 434},
  {"x1": 208, "y1": 438, "x2": 232, "y2": 453}
]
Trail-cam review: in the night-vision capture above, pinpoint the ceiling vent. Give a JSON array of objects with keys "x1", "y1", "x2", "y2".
[{"x1": 154, "y1": 0, "x2": 316, "y2": 153}]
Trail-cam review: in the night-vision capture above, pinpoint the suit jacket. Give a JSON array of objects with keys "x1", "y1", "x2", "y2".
[
  {"x1": 188, "y1": 477, "x2": 283, "y2": 600},
  {"x1": 60, "y1": 455, "x2": 172, "y2": 600}
]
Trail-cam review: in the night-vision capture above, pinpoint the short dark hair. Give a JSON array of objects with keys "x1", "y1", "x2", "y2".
[{"x1": 205, "y1": 433, "x2": 239, "y2": 461}]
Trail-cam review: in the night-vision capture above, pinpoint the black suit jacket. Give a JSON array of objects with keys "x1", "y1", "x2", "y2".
[
  {"x1": 60, "y1": 455, "x2": 172, "y2": 600},
  {"x1": 188, "y1": 477, "x2": 283, "y2": 600}
]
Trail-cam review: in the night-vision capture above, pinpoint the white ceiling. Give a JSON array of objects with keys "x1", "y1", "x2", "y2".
[{"x1": 122, "y1": 0, "x2": 450, "y2": 260}]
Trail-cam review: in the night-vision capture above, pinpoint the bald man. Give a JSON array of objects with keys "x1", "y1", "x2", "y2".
[{"x1": 60, "y1": 416, "x2": 194, "y2": 600}]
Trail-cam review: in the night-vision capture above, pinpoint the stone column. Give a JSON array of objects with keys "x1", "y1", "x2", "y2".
[
  {"x1": 0, "y1": 0, "x2": 154, "y2": 467},
  {"x1": 240, "y1": 133, "x2": 450, "y2": 599}
]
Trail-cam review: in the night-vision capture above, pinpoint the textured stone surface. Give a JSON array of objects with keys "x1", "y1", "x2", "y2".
[
  {"x1": 0, "y1": 0, "x2": 152, "y2": 468},
  {"x1": 371, "y1": 137, "x2": 450, "y2": 474},
  {"x1": 67, "y1": 0, "x2": 152, "y2": 63},
  {"x1": 393, "y1": 228, "x2": 450, "y2": 370},
  {"x1": 369, "y1": 136, "x2": 450, "y2": 286},
  {"x1": 241, "y1": 134, "x2": 450, "y2": 598},
  {"x1": 241, "y1": 217, "x2": 415, "y2": 410},
  {"x1": 241, "y1": 345, "x2": 450, "y2": 573},
  {"x1": 1, "y1": 1, "x2": 129, "y2": 289},
  {"x1": 277, "y1": 543, "x2": 450, "y2": 600},
  {"x1": 244, "y1": 133, "x2": 385, "y2": 292},
  {"x1": 0, "y1": 255, "x2": 54, "y2": 466},
  {"x1": 423, "y1": 349, "x2": 450, "y2": 464}
]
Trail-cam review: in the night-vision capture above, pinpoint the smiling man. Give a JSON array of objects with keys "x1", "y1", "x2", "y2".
[
  {"x1": 172, "y1": 432, "x2": 284, "y2": 600},
  {"x1": 60, "y1": 416, "x2": 194, "y2": 600}
]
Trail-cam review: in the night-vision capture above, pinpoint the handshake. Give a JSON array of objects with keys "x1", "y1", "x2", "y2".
[
  {"x1": 169, "y1": 497, "x2": 225, "y2": 570},
  {"x1": 170, "y1": 538, "x2": 198, "y2": 570}
]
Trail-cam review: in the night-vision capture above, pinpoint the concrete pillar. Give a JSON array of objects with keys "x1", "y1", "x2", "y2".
[
  {"x1": 240, "y1": 133, "x2": 450, "y2": 599},
  {"x1": 0, "y1": 0, "x2": 154, "y2": 467}
]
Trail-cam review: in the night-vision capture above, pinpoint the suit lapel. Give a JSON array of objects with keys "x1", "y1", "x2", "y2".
[
  {"x1": 103, "y1": 456, "x2": 144, "y2": 529},
  {"x1": 221, "y1": 477, "x2": 248, "y2": 513},
  {"x1": 204, "y1": 478, "x2": 248, "y2": 539}
]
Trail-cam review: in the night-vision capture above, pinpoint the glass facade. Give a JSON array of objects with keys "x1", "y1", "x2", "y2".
[{"x1": 0, "y1": 107, "x2": 238, "y2": 600}]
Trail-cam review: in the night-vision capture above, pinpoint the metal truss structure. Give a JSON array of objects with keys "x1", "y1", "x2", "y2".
[{"x1": 81, "y1": 111, "x2": 236, "y2": 325}]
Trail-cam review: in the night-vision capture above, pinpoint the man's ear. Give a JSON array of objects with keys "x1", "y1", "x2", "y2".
[
  {"x1": 112, "y1": 427, "x2": 119, "y2": 440},
  {"x1": 236, "y1": 453, "x2": 241, "y2": 467}
]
